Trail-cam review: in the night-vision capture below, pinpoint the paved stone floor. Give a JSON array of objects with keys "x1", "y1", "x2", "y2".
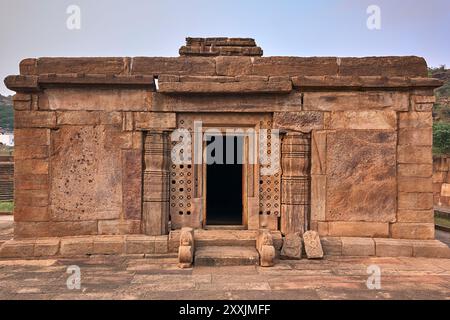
[
  {"x1": 0, "y1": 255, "x2": 449, "y2": 300},
  {"x1": 0, "y1": 214, "x2": 449, "y2": 300}
]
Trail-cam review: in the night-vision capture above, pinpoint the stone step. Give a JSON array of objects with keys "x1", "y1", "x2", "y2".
[
  {"x1": 195, "y1": 230, "x2": 258, "y2": 247},
  {"x1": 194, "y1": 246, "x2": 259, "y2": 266},
  {"x1": 169, "y1": 229, "x2": 283, "y2": 252}
]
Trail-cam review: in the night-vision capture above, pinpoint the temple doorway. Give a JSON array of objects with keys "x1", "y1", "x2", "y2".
[{"x1": 205, "y1": 135, "x2": 244, "y2": 226}]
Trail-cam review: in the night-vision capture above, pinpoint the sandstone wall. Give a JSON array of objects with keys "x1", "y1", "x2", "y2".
[
  {"x1": 433, "y1": 156, "x2": 450, "y2": 209},
  {"x1": 5, "y1": 54, "x2": 440, "y2": 240}
]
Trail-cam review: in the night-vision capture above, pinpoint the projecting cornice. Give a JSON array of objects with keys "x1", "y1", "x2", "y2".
[{"x1": 4, "y1": 73, "x2": 442, "y2": 93}]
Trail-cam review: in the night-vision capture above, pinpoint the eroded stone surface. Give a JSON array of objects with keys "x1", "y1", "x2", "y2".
[
  {"x1": 303, "y1": 231, "x2": 324, "y2": 259},
  {"x1": 50, "y1": 126, "x2": 122, "y2": 223},
  {"x1": 326, "y1": 130, "x2": 396, "y2": 222},
  {"x1": 280, "y1": 232, "x2": 302, "y2": 259},
  {"x1": 273, "y1": 111, "x2": 324, "y2": 132}
]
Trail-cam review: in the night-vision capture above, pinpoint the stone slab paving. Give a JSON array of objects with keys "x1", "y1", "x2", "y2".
[
  {"x1": 0, "y1": 254, "x2": 449, "y2": 300},
  {"x1": 0, "y1": 216, "x2": 449, "y2": 300}
]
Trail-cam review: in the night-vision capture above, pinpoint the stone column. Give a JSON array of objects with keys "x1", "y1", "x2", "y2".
[
  {"x1": 280, "y1": 132, "x2": 311, "y2": 235},
  {"x1": 142, "y1": 131, "x2": 170, "y2": 235},
  {"x1": 392, "y1": 93, "x2": 435, "y2": 239}
]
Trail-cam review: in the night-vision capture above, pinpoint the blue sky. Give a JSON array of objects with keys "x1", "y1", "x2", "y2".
[{"x1": 1, "y1": 0, "x2": 449, "y2": 95}]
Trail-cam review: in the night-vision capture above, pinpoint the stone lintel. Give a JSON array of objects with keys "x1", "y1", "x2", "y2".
[
  {"x1": 292, "y1": 76, "x2": 443, "y2": 90},
  {"x1": 5, "y1": 74, "x2": 156, "y2": 92},
  {"x1": 157, "y1": 80, "x2": 292, "y2": 94}
]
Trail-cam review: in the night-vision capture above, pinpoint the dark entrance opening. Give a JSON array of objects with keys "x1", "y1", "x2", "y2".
[{"x1": 206, "y1": 135, "x2": 243, "y2": 225}]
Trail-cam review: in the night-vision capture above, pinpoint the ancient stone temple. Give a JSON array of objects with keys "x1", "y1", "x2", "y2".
[{"x1": 2, "y1": 37, "x2": 449, "y2": 262}]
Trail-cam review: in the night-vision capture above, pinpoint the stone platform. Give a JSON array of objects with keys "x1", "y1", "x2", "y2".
[
  {"x1": 0, "y1": 234, "x2": 448, "y2": 260},
  {"x1": 1, "y1": 216, "x2": 448, "y2": 260},
  {"x1": 0, "y1": 255, "x2": 449, "y2": 300}
]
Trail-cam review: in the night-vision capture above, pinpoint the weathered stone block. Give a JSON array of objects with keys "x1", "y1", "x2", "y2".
[
  {"x1": 36, "y1": 57, "x2": 127, "y2": 75},
  {"x1": 98, "y1": 220, "x2": 141, "y2": 235},
  {"x1": 13, "y1": 93, "x2": 32, "y2": 111},
  {"x1": 341, "y1": 237, "x2": 375, "y2": 256},
  {"x1": 414, "y1": 103, "x2": 433, "y2": 112},
  {"x1": 15, "y1": 221, "x2": 98, "y2": 238},
  {"x1": 15, "y1": 111, "x2": 57, "y2": 128},
  {"x1": 15, "y1": 189, "x2": 49, "y2": 207},
  {"x1": 93, "y1": 236, "x2": 125, "y2": 254},
  {"x1": 154, "y1": 236, "x2": 169, "y2": 253},
  {"x1": 398, "y1": 112, "x2": 432, "y2": 128},
  {"x1": 34, "y1": 238, "x2": 60, "y2": 257},
  {"x1": 398, "y1": 177, "x2": 433, "y2": 193},
  {"x1": 14, "y1": 145, "x2": 49, "y2": 160},
  {"x1": 280, "y1": 232, "x2": 302, "y2": 259},
  {"x1": 0, "y1": 240, "x2": 35, "y2": 258},
  {"x1": 398, "y1": 164, "x2": 432, "y2": 177},
  {"x1": 60, "y1": 237, "x2": 94, "y2": 256},
  {"x1": 397, "y1": 209, "x2": 434, "y2": 223},
  {"x1": 131, "y1": 57, "x2": 216, "y2": 76},
  {"x1": 310, "y1": 175, "x2": 326, "y2": 222},
  {"x1": 216, "y1": 56, "x2": 252, "y2": 76},
  {"x1": 303, "y1": 231, "x2": 324, "y2": 259},
  {"x1": 158, "y1": 80, "x2": 292, "y2": 93},
  {"x1": 134, "y1": 112, "x2": 176, "y2": 130},
  {"x1": 125, "y1": 235, "x2": 155, "y2": 254},
  {"x1": 320, "y1": 237, "x2": 342, "y2": 256},
  {"x1": 303, "y1": 92, "x2": 409, "y2": 111},
  {"x1": 397, "y1": 146, "x2": 432, "y2": 164},
  {"x1": 413, "y1": 95, "x2": 436, "y2": 104},
  {"x1": 45, "y1": 88, "x2": 152, "y2": 111},
  {"x1": 273, "y1": 111, "x2": 324, "y2": 132},
  {"x1": 311, "y1": 131, "x2": 327, "y2": 175},
  {"x1": 328, "y1": 222, "x2": 389, "y2": 237},
  {"x1": 412, "y1": 240, "x2": 450, "y2": 258},
  {"x1": 235, "y1": 75, "x2": 268, "y2": 82},
  {"x1": 338, "y1": 56, "x2": 428, "y2": 77},
  {"x1": 122, "y1": 149, "x2": 142, "y2": 220},
  {"x1": 327, "y1": 111, "x2": 396, "y2": 130},
  {"x1": 391, "y1": 223, "x2": 435, "y2": 240},
  {"x1": 398, "y1": 192, "x2": 433, "y2": 210},
  {"x1": 15, "y1": 159, "x2": 48, "y2": 175},
  {"x1": 252, "y1": 57, "x2": 338, "y2": 76},
  {"x1": 399, "y1": 128, "x2": 432, "y2": 146},
  {"x1": 15, "y1": 174, "x2": 48, "y2": 190},
  {"x1": 19, "y1": 58, "x2": 37, "y2": 75},
  {"x1": 326, "y1": 130, "x2": 396, "y2": 222},
  {"x1": 317, "y1": 222, "x2": 329, "y2": 236},
  {"x1": 14, "y1": 128, "x2": 50, "y2": 146},
  {"x1": 152, "y1": 91, "x2": 302, "y2": 112},
  {"x1": 374, "y1": 238, "x2": 413, "y2": 257},
  {"x1": 14, "y1": 206, "x2": 49, "y2": 222},
  {"x1": 56, "y1": 111, "x2": 122, "y2": 126},
  {"x1": 50, "y1": 126, "x2": 122, "y2": 222}
]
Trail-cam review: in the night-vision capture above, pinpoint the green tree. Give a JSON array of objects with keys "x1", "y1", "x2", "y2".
[{"x1": 433, "y1": 122, "x2": 450, "y2": 155}]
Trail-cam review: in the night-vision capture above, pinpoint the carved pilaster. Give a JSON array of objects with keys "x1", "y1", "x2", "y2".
[
  {"x1": 142, "y1": 131, "x2": 170, "y2": 235},
  {"x1": 280, "y1": 133, "x2": 311, "y2": 235}
]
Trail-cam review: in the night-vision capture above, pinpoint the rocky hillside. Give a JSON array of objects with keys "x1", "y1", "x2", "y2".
[
  {"x1": 430, "y1": 67, "x2": 450, "y2": 155},
  {"x1": 430, "y1": 66, "x2": 450, "y2": 123},
  {"x1": 0, "y1": 94, "x2": 13, "y2": 131}
]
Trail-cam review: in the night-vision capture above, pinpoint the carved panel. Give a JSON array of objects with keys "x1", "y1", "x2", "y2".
[
  {"x1": 258, "y1": 118, "x2": 281, "y2": 230},
  {"x1": 280, "y1": 132, "x2": 311, "y2": 235},
  {"x1": 142, "y1": 131, "x2": 170, "y2": 235}
]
